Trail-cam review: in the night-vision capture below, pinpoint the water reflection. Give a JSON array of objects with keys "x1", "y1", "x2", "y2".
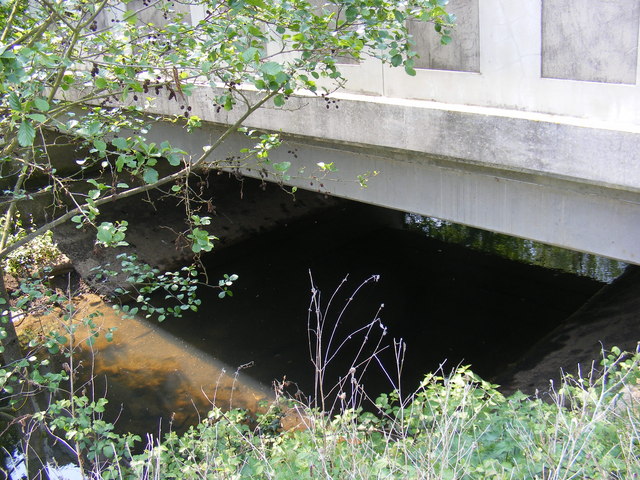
[
  {"x1": 405, "y1": 214, "x2": 626, "y2": 283},
  {"x1": 54, "y1": 294, "x2": 271, "y2": 438}
]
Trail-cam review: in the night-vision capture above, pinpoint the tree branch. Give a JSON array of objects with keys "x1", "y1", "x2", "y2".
[
  {"x1": 0, "y1": 90, "x2": 278, "y2": 259},
  {"x1": 0, "y1": 0, "x2": 21, "y2": 43},
  {"x1": 0, "y1": 165, "x2": 29, "y2": 252}
]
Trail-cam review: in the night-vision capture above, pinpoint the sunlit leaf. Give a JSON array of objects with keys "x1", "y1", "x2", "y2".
[
  {"x1": 34, "y1": 98, "x2": 49, "y2": 112},
  {"x1": 17, "y1": 120, "x2": 35, "y2": 146},
  {"x1": 143, "y1": 167, "x2": 159, "y2": 184}
]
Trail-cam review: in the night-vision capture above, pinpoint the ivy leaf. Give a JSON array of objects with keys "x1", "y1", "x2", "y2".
[
  {"x1": 18, "y1": 120, "x2": 35, "y2": 147},
  {"x1": 143, "y1": 167, "x2": 159, "y2": 184}
]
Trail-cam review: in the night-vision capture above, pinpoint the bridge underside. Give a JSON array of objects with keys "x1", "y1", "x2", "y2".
[{"x1": 148, "y1": 120, "x2": 640, "y2": 266}]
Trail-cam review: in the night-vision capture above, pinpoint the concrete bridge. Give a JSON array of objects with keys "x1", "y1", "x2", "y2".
[{"x1": 140, "y1": 0, "x2": 640, "y2": 264}]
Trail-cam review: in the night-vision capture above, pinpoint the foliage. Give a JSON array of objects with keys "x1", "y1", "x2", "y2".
[{"x1": 85, "y1": 347, "x2": 638, "y2": 479}]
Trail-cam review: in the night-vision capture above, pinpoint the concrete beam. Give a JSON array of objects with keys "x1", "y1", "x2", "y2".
[
  {"x1": 144, "y1": 87, "x2": 640, "y2": 196},
  {"x1": 147, "y1": 120, "x2": 640, "y2": 265}
]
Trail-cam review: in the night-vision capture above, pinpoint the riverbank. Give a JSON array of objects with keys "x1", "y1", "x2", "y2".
[{"x1": 497, "y1": 265, "x2": 640, "y2": 395}]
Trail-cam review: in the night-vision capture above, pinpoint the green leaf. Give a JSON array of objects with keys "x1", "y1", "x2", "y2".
[
  {"x1": 273, "y1": 94, "x2": 285, "y2": 107},
  {"x1": 345, "y1": 5, "x2": 358, "y2": 22},
  {"x1": 260, "y1": 62, "x2": 282, "y2": 76},
  {"x1": 273, "y1": 161, "x2": 291, "y2": 172},
  {"x1": 404, "y1": 65, "x2": 417, "y2": 76},
  {"x1": 93, "y1": 139, "x2": 107, "y2": 152},
  {"x1": 112, "y1": 137, "x2": 128, "y2": 150},
  {"x1": 34, "y1": 98, "x2": 49, "y2": 112},
  {"x1": 142, "y1": 167, "x2": 159, "y2": 184},
  {"x1": 441, "y1": 35, "x2": 452, "y2": 45},
  {"x1": 166, "y1": 153, "x2": 181, "y2": 166},
  {"x1": 96, "y1": 225, "x2": 113, "y2": 244},
  {"x1": 27, "y1": 113, "x2": 46, "y2": 123},
  {"x1": 123, "y1": 10, "x2": 137, "y2": 25},
  {"x1": 241, "y1": 47, "x2": 259, "y2": 62},
  {"x1": 17, "y1": 120, "x2": 35, "y2": 147},
  {"x1": 8, "y1": 92, "x2": 21, "y2": 111},
  {"x1": 391, "y1": 54, "x2": 403, "y2": 67}
]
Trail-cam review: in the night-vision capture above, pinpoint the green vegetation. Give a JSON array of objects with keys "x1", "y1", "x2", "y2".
[
  {"x1": 1, "y1": 216, "x2": 64, "y2": 277},
  {"x1": 33, "y1": 348, "x2": 640, "y2": 479}
]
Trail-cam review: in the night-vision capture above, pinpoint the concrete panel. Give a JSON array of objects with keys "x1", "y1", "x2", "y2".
[
  {"x1": 408, "y1": 0, "x2": 480, "y2": 72},
  {"x1": 374, "y1": 0, "x2": 640, "y2": 124},
  {"x1": 542, "y1": 0, "x2": 639, "y2": 84}
]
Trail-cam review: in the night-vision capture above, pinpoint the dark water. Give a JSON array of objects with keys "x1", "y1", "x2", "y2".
[
  {"x1": 79, "y1": 198, "x2": 606, "y2": 439},
  {"x1": 157, "y1": 202, "x2": 602, "y2": 409}
]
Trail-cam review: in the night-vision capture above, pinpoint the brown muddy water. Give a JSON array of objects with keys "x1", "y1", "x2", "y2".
[
  {"x1": 29, "y1": 201, "x2": 611, "y2": 442},
  {"x1": 58, "y1": 201, "x2": 611, "y2": 440}
]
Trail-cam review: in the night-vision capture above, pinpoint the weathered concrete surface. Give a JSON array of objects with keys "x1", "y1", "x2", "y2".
[
  {"x1": 496, "y1": 265, "x2": 640, "y2": 395},
  {"x1": 542, "y1": 0, "x2": 640, "y2": 84},
  {"x1": 409, "y1": 0, "x2": 480, "y2": 72},
  {"x1": 52, "y1": 175, "x2": 340, "y2": 295},
  {"x1": 148, "y1": 88, "x2": 640, "y2": 195},
  {"x1": 138, "y1": 118, "x2": 640, "y2": 265},
  {"x1": 181, "y1": 1, "x2": 640, "y2": 122}
]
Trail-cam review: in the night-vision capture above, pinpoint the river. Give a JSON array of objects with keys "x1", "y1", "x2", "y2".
[{"x1": 64, "y1": 200, "x2": 611, "y2": 440}]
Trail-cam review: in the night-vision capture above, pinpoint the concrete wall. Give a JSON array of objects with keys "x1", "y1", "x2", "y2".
[
  {"x1": 142, "y1": 0, "x2": 640, "y2": 123},
  {"x1": 334, "y1": 0, "x2": 640, "y2": 125},
  {"x1": 409, "y1": 0, "x2": 480, "y2": 72}
]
